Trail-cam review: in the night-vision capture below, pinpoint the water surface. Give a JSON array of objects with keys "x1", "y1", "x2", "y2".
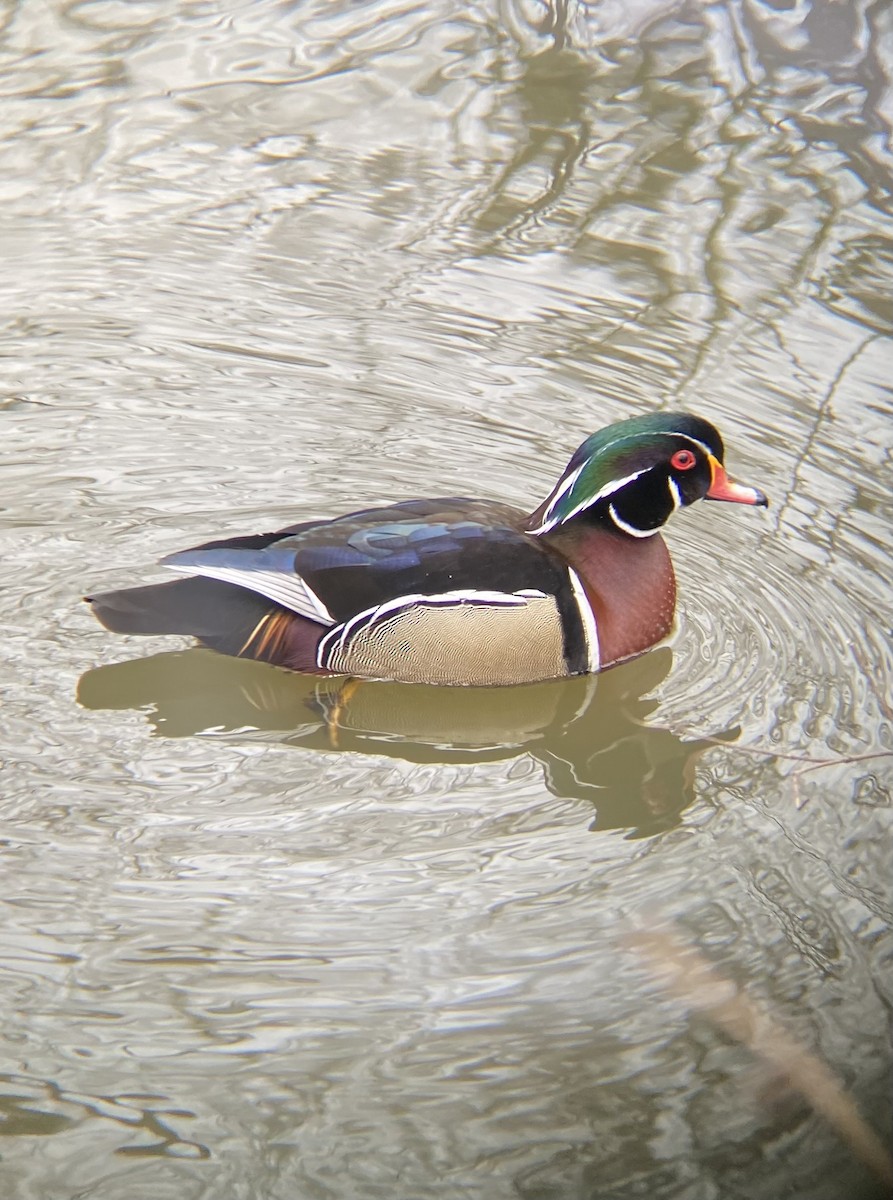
[{"x1": 1, "y1": 2, "x2": 891, "y2": 1198}]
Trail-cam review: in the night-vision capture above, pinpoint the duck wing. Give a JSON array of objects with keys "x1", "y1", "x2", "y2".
[{"x1": 161, "y1": 498, "x2": 564, "y2": 625}]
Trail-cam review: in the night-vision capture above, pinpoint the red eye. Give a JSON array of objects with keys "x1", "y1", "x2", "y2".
[{"x1": 671, "y1": 448, "x2": 697, "y2": 471}]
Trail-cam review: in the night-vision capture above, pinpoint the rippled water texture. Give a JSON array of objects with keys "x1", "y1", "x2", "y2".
[{"x1": 1, "y1": 2, "x2": 892, "y2": 1198}]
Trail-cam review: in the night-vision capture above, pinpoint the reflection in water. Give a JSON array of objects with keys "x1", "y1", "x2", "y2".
[
  {"x1": 473, "y1": 41, "x2": 594, "y2": 241},
  {"x1": 0, "y1": 1073, "x2": 208, "y2": 1161},
  {"x1": 78, "y1": 647, "x2": 727, "y2": 838}
]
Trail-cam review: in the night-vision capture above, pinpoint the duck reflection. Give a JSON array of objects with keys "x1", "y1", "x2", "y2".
[{"x1": 77, "y1": 648, "x2": 733, "y2": 838}]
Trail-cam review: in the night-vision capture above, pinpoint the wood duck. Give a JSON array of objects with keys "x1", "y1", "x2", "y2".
[{"x1": 87, "y1": 412, "x2": 767, "y2": 686}]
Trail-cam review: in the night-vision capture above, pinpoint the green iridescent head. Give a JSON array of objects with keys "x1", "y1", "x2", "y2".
[{"x1": 528, "y1": 412, "x2": 767, "y2": 538}]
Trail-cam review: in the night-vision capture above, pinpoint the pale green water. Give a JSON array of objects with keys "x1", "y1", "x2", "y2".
[{"x1": 1, "y1": 2, "x2": 891, "y2": 1198}]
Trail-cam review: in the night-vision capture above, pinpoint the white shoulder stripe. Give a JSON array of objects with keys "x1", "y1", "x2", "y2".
[
  {"x1": 568, "y1": 568, "x2": 600, "y2": 673},
  {"x1": 163, "y1": 561, "x2": 335, "y2": 625}
]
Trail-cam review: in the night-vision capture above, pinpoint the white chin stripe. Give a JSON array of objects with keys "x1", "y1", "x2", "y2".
[{"x1": 608, "y1": 503, "x2": 660, "y2": 538}]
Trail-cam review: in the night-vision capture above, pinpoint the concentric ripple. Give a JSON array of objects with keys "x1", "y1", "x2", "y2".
[{"x1": 656, "y1": 513, "x2": 891, "y2": 755}]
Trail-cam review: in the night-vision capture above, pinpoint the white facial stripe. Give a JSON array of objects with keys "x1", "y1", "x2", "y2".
[
  {"x1": 587, "y1": 467, "x2": 650, "y2": 507},
  {"x1": 530, "y1": 467, "x2": 650, "y2": 535},
  {"x1": 608, "y1": 502, "x2": 659, "y2": 538},
  {"x1": 578, "y1": 429, "x2": 714, "y2": 460},
  {"x1": 525, "y1": 424, "x2": 715, "y2": 532},
  {"x1": 527, "y1": 514, "x2": 560, "y2": 536},
  {"x1": 671, "y1": 433, "x2": 713, "y2": 457},
  {"x1": 545, "y1": 462, "x2": 585, "y2": 511},
  {"x1": 529, "y1": 429, "x2": 716, "y2": 536},
  {"x1": 667, "y1": 476, "x2": 683, "y2": 511},
  {"x1": 528, "y1": 463, "x2": 585, "y2": 535},
  {"x1": 568, "y1": 568, "x2": 600, "y2": 673},
  {"x1": 553, "y1": 467, "x2": 650, "y2": 528}
]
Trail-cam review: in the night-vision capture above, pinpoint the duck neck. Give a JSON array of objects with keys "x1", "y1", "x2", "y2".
[{"x1": 540, "y1": 518, "x2": 677, "y2": 669}]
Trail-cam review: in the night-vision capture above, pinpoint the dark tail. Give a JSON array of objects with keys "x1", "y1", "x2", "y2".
[
  {"x1": 86, "y1": 576, "x2": 268, "y2": 640},
  {"x1": 86, "y1": 576, "x2": 325, "y2": 670}
]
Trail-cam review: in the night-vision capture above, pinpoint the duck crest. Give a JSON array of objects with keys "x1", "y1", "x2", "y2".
[{"x1": 527, "y1": 412, "x2": 725, "y2": 537}]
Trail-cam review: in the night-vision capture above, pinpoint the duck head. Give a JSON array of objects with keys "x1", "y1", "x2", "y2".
[{"x1": 527, "y1": 412, "x2": 767, "y2": 538}]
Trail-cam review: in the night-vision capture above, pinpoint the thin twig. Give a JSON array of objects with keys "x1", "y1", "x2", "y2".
[
  {"x1": 630, "y1": 925, "x2": 893, "y2": 1189},
  {"x1": 689, "y1": 735, "x2": 893, "y2": 808}
]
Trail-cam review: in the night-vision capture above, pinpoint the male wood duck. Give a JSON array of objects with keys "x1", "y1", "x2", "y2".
[{"x1": 87, "y1": 412, "x2": 767, "y2": 686}]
